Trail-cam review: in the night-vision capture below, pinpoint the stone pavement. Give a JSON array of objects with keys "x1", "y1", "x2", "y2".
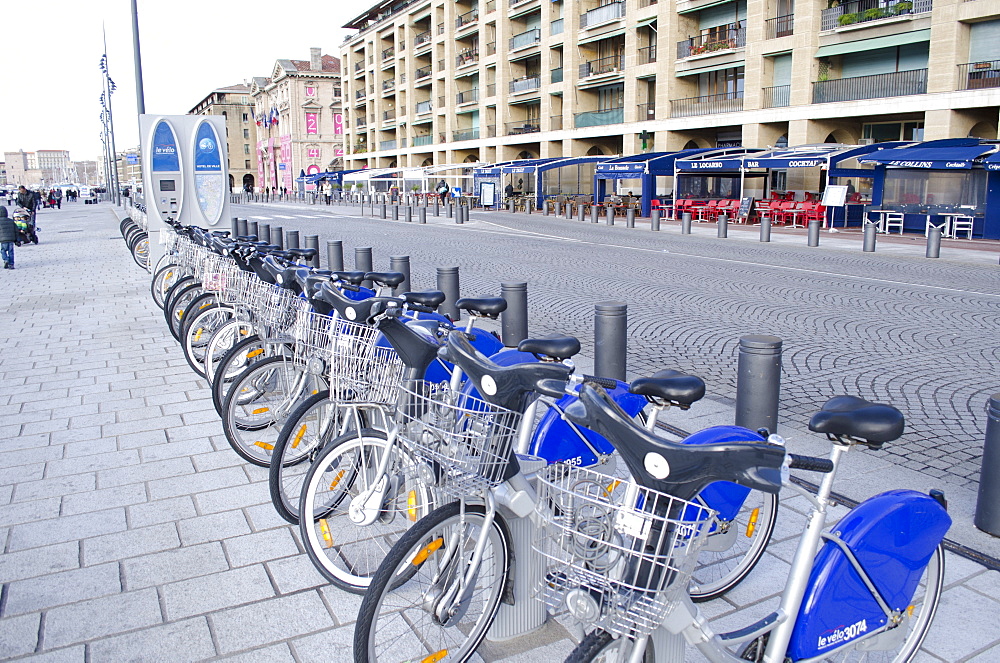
[{"x1": 0, "y1": 201, "x2": 998, "y2": 662}]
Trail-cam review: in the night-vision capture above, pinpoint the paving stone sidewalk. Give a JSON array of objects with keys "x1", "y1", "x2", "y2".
[{"x1": 0, "y1": 202, "x2": 998, "y2": 662}]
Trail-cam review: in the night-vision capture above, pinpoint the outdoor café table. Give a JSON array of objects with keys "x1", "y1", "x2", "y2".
[{"x1": 866, "y1": 208, "x2": 895, "y2": 233}]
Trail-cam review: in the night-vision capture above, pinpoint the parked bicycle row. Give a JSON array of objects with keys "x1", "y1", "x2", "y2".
[
  {"x1": 140, "y1": 216, "x2": 949, "y2": 663},
  {"x1": 119, "y1": 203, "x2": 149, "y2": 271}
]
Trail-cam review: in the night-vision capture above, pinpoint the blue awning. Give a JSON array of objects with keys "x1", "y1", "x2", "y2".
[
  {"x1": 595, "y1": 149, "x2": 716, "y2": 178},
  {"x1": 981, "y1": 152, "x2": 1000, "y2": 171},
  {"x1": 860, "y1": 141, "x2": 997, "y2": 169},
  {"x1": 674, "y1": 148, "x2": 765, "y2": 172}
]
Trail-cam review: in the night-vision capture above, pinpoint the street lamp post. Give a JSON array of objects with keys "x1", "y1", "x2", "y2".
[{"x1": 100, "y1": 40, "x2": 122, "y2": 206}]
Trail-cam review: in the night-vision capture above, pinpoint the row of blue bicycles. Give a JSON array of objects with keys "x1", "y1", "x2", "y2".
[{"x1": 131, "y1": 213, "x2": 950, "y2": 663}]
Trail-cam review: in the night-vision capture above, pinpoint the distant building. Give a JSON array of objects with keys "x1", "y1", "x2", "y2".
[
  {"x1": 188, "y1": 83, "x2": 259, "y2": 192},
  {"x1": 113, "y1": 148, "x2": 143, "y2": 189},
  {"x1": 250, "y1": 48, "x2": 344, "y2": 194},
  {"x1": 4, "y1": 151, "x2": 38, "y2": 186},
  {"x1": 0, "y1": 163, "x2": 7, "y2": 187},
  {"x1": 36, "y1": 150, "x2": 72, "y2": 184}
]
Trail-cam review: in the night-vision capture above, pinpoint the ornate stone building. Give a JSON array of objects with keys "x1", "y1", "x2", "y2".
[{"x1": 188, "y1": 84, "x2": 259, "y2": 192}]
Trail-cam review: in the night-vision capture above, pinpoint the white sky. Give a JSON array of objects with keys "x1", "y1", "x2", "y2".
[{"x1": 1, "y1": 0, "x2": 359, "y2": 164}]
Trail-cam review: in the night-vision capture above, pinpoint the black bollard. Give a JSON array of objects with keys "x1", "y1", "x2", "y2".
[
  {"x1": 392, "y1": 205, "x2": 399, "y2": 221},
  {"x1": 926, "y1": 226, "x2": 941, "y2": 258},
  {"x1": 500, "y1": 282, "x2": 528, "y2": 348},
  {"x1": 436, "y1": 267, "x2": 460, "y2": 321},
  {"x1": 237, "y1": 218, "x2": 248, "y2": 238},
  {"x1": 606, "y1": 205, "x2": 614, "y2": 226},
  {"x1": 259, "y1": 224, "x2": 270, "y2": 247},
  {"x1": 380, "y1": 204, "x2": 387, "y2": 219},
  {"x1": 231, "y1": 216, "x2": 239, "y2": 237},
  {"x1": 271, "y1": 226, "x2": 283, "y2": 249},
  {"x1": 717, "y1": 213, "x2": 728, "y2": 238},
  {"x1": 735, "y1": 335, "x2": 782, "y2": 434},
  {"x1": 594, "y1": 302, "x2": 627, "y2": 381},
  {"x1": 578, "y1": 205, "x2": 586, "y2": 223},
  {"x1": 390, "y1": 256, "x2": 411, "y2": 295},
  {"x1": 591, "y1": 206, "x2": 599, "y2": 224},
  {"x1": 863, "y1": 221, "x2": 877, "y2": 252},
  {"x1": 434, "y1": 200, "x2": 440, "y2": 216},
  {"x1": 326, "y1": 240, "x2": 344, "y2": 271},
  {"x1": 760, "y1": 216, "x2": 771, "y2": 242},
  {"x1": 249, "y1": 221, "x2": 259, "y2": 240},
  {"x1": 626, "y1": 208, "x2": 636, "y2": 228},
  {"x1": 305, "y1": 235, "x2": 320, "y2": 268},
  {"x1": 808, "y1": 220, "x2": 821, "y2": 247},
  {"x1": 286, "y1": 230, "x2": 300, "y2": 249},
  {"x1": 456, "y1": 206, "x2": 465, "y2": 225},
  {"x1": 681, "y1": 212, "x2": 692, "y2": 234},
  {"x1": 565, "y1": 203, "x2": 573, "y2": 220},
  {"x1": 405, "y1": 206, "x2": 413, "y2": 223},
  {"x1": 447, "y1": 203, "x2": 454, "y2": 219},
  {"x1": 356, "y1": 247, "x2": 374, "y2": 289},
  {"x1": 418, "y1": 208, "x2": 427, "y2": 224},
  {"x1": 651, "y1": 209, "x2": 661, "y2": 231},
  {"x1": 526, "y1": 199, "x2": 534, "y2": 214},
  {"x1": 975, "y1": 394, "x2": 1000, "y2": 535}
]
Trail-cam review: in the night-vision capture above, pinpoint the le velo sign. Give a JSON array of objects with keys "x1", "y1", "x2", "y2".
[{"x1": 193, "y1": 120, "x2": 226, "y2": 225}]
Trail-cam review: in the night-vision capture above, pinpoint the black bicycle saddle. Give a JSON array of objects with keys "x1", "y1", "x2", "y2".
[
  {"x1": 808, "y1": 395, "x2": 904, "y2": 449},
  {"x1": 366, "y1": 271, "x2": 406, "y2": 288},
  {"x1": 518, "y1": 336, "x2": 581, "y2": 361},
  {"x1": 403, "y1": 291, "x2": 446, "y2": 308},
  {"x1": 630, "y1": 369, "x2": 706, "y2": 409},
  {"x1": 456, "y1": 297, "x2": 507, "y2": 319}
]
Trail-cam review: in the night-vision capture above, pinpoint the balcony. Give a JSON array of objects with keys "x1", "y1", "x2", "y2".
[
  {"x1": 453, "y1": 129, "x2": 481, "y2": 141},
  {"x1": 379, "y1": 140, "x2": 397, "y2": 151},
  {"x1": 820, "y1": 0, "x2": 931, "y2": 31},
  {"x1": 456, "y1": 88, "x2": 480, "y2": 104},
  {"x1": 457, "y1": 48, "x2": 479, "y2": 68},
  {"x1": 551, "y1": 18, "x2": 564, "y2": 36},
  {"x1": 510, "y1": 28, "x2": 541, "y2": 50},
  {"x1": 765, "y1": 14, "x2": 794, "y2": 39},
  {"x1": 574, "y1": 107, "x2": 623, "y2": 128},
  {"x1": 353, "y1": 144, "x2": 369, "y2": 154},
  {"x1": 580, "y1": 1, "x2": 625, "y2": 28},
  {"x1": 415, "y1": 66, "x2": 432, "y2": 80},
  {"x1": 959, "y1": 61, "x2": 1000, "y2": 90},
  {"x1": 355, "y1": 118, "x2": 367, "y2": 130},
  {"x1": 456, "y1": 8, "x2": 479, "y2": 29},
  {"x1": 637, "y1": 102, "x2": 656, "y2": 120},
  {"x1": 670, "y1": 92, "x2": 743, "y2": 118},
  {"x1": 414, "y1": 30, "x2": 431, "y2": 48},
  {"x1": 381, "y1": 47, "x2": 395, "y2": 61},
  {"x1": 638, "y1": 45, "x2": 657, "y2": 65},
  {"x1": 812, "y1": 69, "x2": 927, "y2": 103},
  {"x1": 550, "y1": 115, "x2": 563, "y2": 131},
  {"x1": 355, "y1": 89, "x2": 367, "y2": 100},
  {"x1": 510, "y1": 0, "x2": 533, "y2": 6},
  {"x1": 415, "y1": 100, "x2": 433, "y2": 114},
  {"x1": 551, "y1": 67, "x2": 564, "y2": 83},
  {"x1": 762, "y1": 85, "x2": 790, "y2": 108},
  {"x1": 509, "y1": 76, "x2": 541, "y2": 94},
  {"x1": 354, "y1": 61, "x2": 364, "y2": 73},
  {"x1": 413, "y1": 135, "x2": 434, "y2": 146},
  {"x1": 438, "y1": 22, "x2": 445, "y2": 34},
  {"x1": 580, "y1": 54, "x2": 624, "y2": 78},
  {"x1": 383, "y1": 109, "x2": 397, "y2": 123},
  {"x1": 382, "y1": 80, "x2": 396, "y2": 93},
  {"x1": 506, "y1": 120, "x2": 541, "y2": 135},
  {"x1": 677, "y1": 22, "x2": 746, "y2": 59}
]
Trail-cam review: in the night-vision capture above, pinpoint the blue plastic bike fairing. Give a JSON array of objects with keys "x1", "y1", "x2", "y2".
[
  {"x1": 680, "y1": 426, "x2": 764, "y2": 521},
  {"x1": 423, "y1": 328, "x2": 505, "y2": 383},
  {"x1": 787, "y1": 489, "x2": 951, "y2": 660}
]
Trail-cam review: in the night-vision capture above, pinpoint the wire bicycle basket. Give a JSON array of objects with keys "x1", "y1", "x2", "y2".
[
  {"x1": 327, "y1": 318, "x2": 405, "y2": 407},
  {"x1": 395, "y1": 382, "x2": 523, "y2": 496},
  {"x1": 292, "y1": 307, "x2": 333, "y2": 374},
  {"x1": 533, "y1": 464, "x2": 717, "y2": 637}
]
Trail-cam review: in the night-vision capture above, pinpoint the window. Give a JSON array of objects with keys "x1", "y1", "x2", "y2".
[
  {"x1": 242, "y1": 113, "x2": 249, "y2": 122},
  {"x1": 862, "y1": 121, "x2": 923, "y2": 142},
  {"x1": 245, "y1": 160, "x2": 251, "y2": 169},
  {"x1": 700, "y1": 67, "x2": 744, "y2": 97},
  {"x1": 598, "y1": 84, "x2": 624, "y2": 110},
  {"x1": 244, "y1": 144, "x2": 251, "y2": 154},
  {"x1": 243, "y1": 129, "x2": 250, "y2": 139}
]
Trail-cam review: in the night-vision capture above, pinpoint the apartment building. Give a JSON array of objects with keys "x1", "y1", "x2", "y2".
[
  {"x1": 189, "y1": 84, "x2": 259, "y2": 192},
  {"x1": 340, "y1": 0, "x2": 1000, "y2": 180}
]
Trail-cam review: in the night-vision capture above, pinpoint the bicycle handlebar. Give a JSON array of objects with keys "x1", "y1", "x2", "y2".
[{"x1": 787, "y1": 453, "x2": 834, "y2": 473}]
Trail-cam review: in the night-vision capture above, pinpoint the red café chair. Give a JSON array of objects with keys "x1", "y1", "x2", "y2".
[
  {"x1": 696, "y1": 199, "x2": 720, "y2": 221},
  {"x1": 769, "y1": 200, "x2": 795, "y2": 225},
  {"x1": 672, "y1": 198, "x2": 695, "y2": 220},
  {"x1": 802, "y1": 202, "x2": 826, "y2": 225}
]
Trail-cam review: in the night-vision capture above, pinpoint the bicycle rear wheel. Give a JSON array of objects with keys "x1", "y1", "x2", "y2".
[
  {"x1": 211, "y1": 334, "x2": 269, "y2": 415},
  {"x1": 566, "y1": 630, "x2": 653, "y2": 663}
]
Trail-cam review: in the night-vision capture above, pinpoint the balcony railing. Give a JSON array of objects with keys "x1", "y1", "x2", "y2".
[
  {"x1": 812, "y1": 69, "x2": 927, "y2": 103},
  {"x1": 457, "y1": 8, "x2": 479, "y2": 28},
  {"x1": 550, "y1": 115, "x2": 563, "y2": 131},
  {"x1": 382, "y1": 80, "x2": 396, "y2": 92},
  {"x1": 959, "y1": 61, "x2": 1000, "y2": 89},
  {"x1": 552, "y1": 18, "x2": 564, "y2": 35},
  {"x1": 381, "y1": 47, "x2": 395, "y2": 61},
  {"x1": 638, "y1": 45, "x2": 657, "y2": 65},
  {"x1": 453, "y1": 129, "x2": 480, "y2": 141},
  {"x1": 415, "y1": 100, "x2": 433, "y2": 114},
  {"x1": 510, "y1": 0, "x2": 533, "y2": 6},
  {"x1": 670, "y1": 92, "x2": 743, "y2": 118},
  {"x1": 486, "y1": 83, "x2": 497, "y2": 96},
  {"x1": 415, "y1": 66, "x2": 432, "y2": 80},
  {"x1": 506, "y1": 120, "x2": 541, "y2": 135},
  {"x1": 677, "y1": 22, "x2": 746, "y2": 58},
  {"x1": 510, "y1": 28, "x2": 541, "y2": 50},
  {"x1": 414, "y1": 30, "x2": 431, "y2": 48},
  {"x1": 457, "y1": 88, "x2": 480, "y2": 104},
  {"x1": 763, "y1": 85, "x2": 790, "y2": 108},
  {"x1": 457, "y1": 49, "x2": 479, "y2": 67},
  {"x1": 574, "y1": 107, "x2": 624, "y2": 128},
  {"x1": 355, "y1": 90, "x2": 367, "y2": 100},
  {"x1": 354, "y1": 61, "x2": 364, "y2": 72},
  {"x1": 413, "y1": 135, "x2": 434, "y2": 146},
  {"x1": 580, "y1": 54, "x2": 624, "y2": 78},
  {"x1": 580, "y1": 1, "x2": 625, "y2": 28},
  {"x1": 383, "y1": 109, "x2": 396, "y2": 122},
  {"x1": 355, "y1": 118, "x2": 367, "y2": 129},
  {"x1": 637, "y1": 102, "x2": 656, "y2": 120},
  {"x1": 379, "y1": 140, "x2": 397, "y2": 151},
  {"x1": 509, "y1": 76, "x2": 541, "y2": 94},
  {"x1": 551, "y1": 67, "x2": 564, "y2": 83},
  {"x1": 353, "y1": 144, "x2": 368, "y2": 154},
  {"x1": 765, "y1": 14, "x2": 794, "y2": 39},
  {"x1": 820, "y1": 0, "x2": 931, "y2": 31}
]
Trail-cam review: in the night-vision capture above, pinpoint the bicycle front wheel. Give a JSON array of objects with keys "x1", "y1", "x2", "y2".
[
  {"x1": 354, "y1": 501, "x2": 510, "y2": 663},
  {"x1": 211, "y1": 334, "x2": 268, "y2": 415},
  {"x1": 566, "y1": 630, "x2": 653, "y2": 663},
  {"x1": 299, "y1": 429, "x2": 432, "y2": 591}
]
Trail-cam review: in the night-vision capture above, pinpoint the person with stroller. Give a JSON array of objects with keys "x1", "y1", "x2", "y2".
[
  {"x1": 16, "y1": 186, "x2": 36, "y2": 225},
  {"x1": 0, "y1": 207, "x2": 17, "y2": 269}
]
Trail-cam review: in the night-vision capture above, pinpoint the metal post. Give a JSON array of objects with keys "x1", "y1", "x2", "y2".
[
  {"x1": 606, "y1": 205, "x2": 615, "y2": 226},
  {"x1": 863, "y1": 222, "x2": 877, "y2": 252},
  {"x1": 555, "y1": 201, "x2": 562, "y2": 217},
  {"x1": 271, "y1": 226, "x2": 283, "y2": 249},
  {"x1": 390, "y1": 256, "x2": 411, "y2": 295},
  {"x1": 356, "y1": 247, "x2": 374, "y2": 288},
  {"x1": 418, "y1": 208, "x2": 427, "y2": 224},
  {"x1": 248, "y1": 221, "x2": 259, "y2": 239},
  {"x1": 526, "y1": 199, "x2": 533, "y2": 214},
  {"x1": 500, "y1": 282, "x2": 528, "y2": 347},
  {"x1": 565, "y1": 203, "x2": 573, "y2": 220},
  {"x1": 231, "y1": 216, "x2": 239, "y2": 237},
  {"x1": 447, "y1": 203, "x2": 454, "y2": 219},
  {"x1": 437, "y1": 267, "x2": 461, "y2": 321},
  {"x1": 434, "y1": 199, "x2": 440, "y2": 216},
  {"x1": 717, "y1": 213, "x2": 728, "y2": 238},
  {"x1": 326, "y1": 240, "x2": 344, "y2": 271},
  {"x1": 735, "y1": 335, "x2": 782, "y2": 434},
  {"x1": 286, "y1": 230, "x2": 300, "y2": 249},
  {"x1": 456, "y1": 206, "x2": 465, "y2": 225},
  {"x1": 760, "y1": 216, "x2": 771, "y2": 242},
  {"x1": 380, "y1": 204, "x2": 387, "y2": 219},
  {"x1": 236, "y1": 218, "x2": 248, "y2": 238},
  {"x1": 259, "y1": 224, "x2": 270, "y2": 246},
  {"x1": 405, "y1": 206, "x2": 413, "y2": 223},
  {"x1": 594, "y1": 302, "x2": 627, "y2": 381},
  {"x1": 681, "y1": 212, "x2": 692, "y2": 234},
  {"x1": 651, "y1": 209, "x2": 661, "y2": 231},
  {"x1": 591, "y1": 206, "x2": 599, "y2": 224},
  {"x1": 975, "y1": 394, "x2": 1000, "y2": 535},
  {"x1": 508, "y1": 200, "x2": 515, "y2": 213},
  {"x1": 578, "y1": 205, "x2": 585, "y2": 223},
  {"x1": 130, "y1": 0, "x2": 146, "y2": 116},
  {"x1": 305, "y1": 235, "x2": 320, "y2": 268},
  {"x1": 926, "y1": 226, "x2": 941, "y2": 258},
  {"x1": 808, "y1": 220, "x2": 821, "y2": 247},
  {"x1": 626, "y1": 208, "x2": 636, "y2": 228},
  {"x1": 392, "y1": 205, "x2": 399, "y2": 221}
]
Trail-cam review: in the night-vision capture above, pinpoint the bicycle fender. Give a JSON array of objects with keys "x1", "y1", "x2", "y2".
[{"x1": 679, "y1": 426, "x2": 766, "y2": 522}]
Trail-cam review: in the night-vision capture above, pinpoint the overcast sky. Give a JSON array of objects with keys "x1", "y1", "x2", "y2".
[{"x1": 1, "y1": 1, "x2": 359, "y2": 164}]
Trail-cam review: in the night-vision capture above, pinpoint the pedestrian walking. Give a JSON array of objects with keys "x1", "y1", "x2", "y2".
[
  {"x1": 436, "y1": 179, "x2": 450, "y2": 204},
  {"x1": 53, "y1": 188, "x2": 62, "y2": 209},
  {"x1": 0, "y1": 207, "x2": 17, "y2": 269}
]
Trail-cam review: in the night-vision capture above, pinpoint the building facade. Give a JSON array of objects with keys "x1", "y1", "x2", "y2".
[
  {"x1": 188, "y1": 84, "x2": 259, "y2": 192},
  {"x1": 250, "y1": 48, "x2": 345, "y2": 194},
  {"x1": 340, "y1": 0, "x2": 1000, "y2": 190},
  {"x1": 36, "y1": 150, "x2": 72, "y2": 184}
]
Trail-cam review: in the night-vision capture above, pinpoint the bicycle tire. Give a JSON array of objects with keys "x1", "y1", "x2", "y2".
[
  {"x1": 162, "y1": 274, "x2": 195, "y2": 313},
  {"x1": 181, "y1": 303, "x2": 236, "y2": 378},
  {"x1": 565, "y1": 630, "x2": 654, "y2": 663},
  {"x1": 179, "y1": 292, "x2": 222, "y2": 341},
  {"x1": 167, "y1": 283, "x2": 205, "y2": 341},
  {"x1": 354, "y1": 501, "x2": 510, "y2": 663},
  {"x1": 211, "y1": 334, "x2": 268, "y2": 415},
  {"x1": 203, "y1": 319, "x2": 256, "y2": 384},
  {"x1": 151, "y1": 263, "x2": 182, "y2": 310},
  {"x1": 298, "y1": 429, "x2": 433, "y2": 591}
]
